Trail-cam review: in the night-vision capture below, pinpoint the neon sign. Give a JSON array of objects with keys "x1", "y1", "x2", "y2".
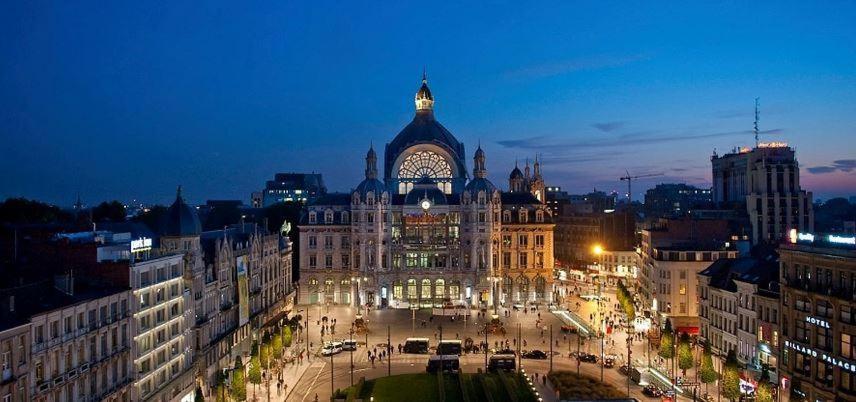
[
  {"x1": 784, "y1": 340, "x2": 856, "y2": 373},
  {"x1": 805, "y1": 316, "x2": 830, "y2": 329},
  {"x1": 131, "y1": 237, "x2": 152, "y2": 253},
  {"x1": 828, "y1": 235, "x2": 856, "y2": 245}
]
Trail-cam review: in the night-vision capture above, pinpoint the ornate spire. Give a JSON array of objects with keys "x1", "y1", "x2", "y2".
[
  {"x1": 415, "y1": 71, "x2": 434, "y2": 112},
  {"x1": 365, "y1": 145, "x2": 378, "y2": 180},
  {"x1": 473, "y1": 145, "x2": 487, "y2": 178}
]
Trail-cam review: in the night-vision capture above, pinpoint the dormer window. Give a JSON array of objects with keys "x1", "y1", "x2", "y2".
[
  {"x1": 502, "y1": 211, "x2": 511, "y2": 223},
  {"x1": 324, "y1": 210, "x2": 334, "y2": 224},
  {"x1": 535, "y1": 210, "x2": 544, "y2": 223},
  {"x1": 308, "y1": 212, "x2": 317, "y2": 224},
  {"x1": 519, "y1": 209, "x2": 528, "y2": 223},
  {"x1": 340, "y1": 211, "x2": 349, "y2": 224}
]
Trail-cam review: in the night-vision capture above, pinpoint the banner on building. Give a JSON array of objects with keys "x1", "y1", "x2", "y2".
[{"x1": 237, "y1": 255, "x2": 250, "y2": 326}]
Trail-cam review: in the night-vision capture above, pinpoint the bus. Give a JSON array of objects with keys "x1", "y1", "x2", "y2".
[
  {"x1": 427, "y1": 355, "x2": 460, "y2": 373},
  {"x1": 488, "y1": 354, "x2": 516, "y2": 372},
  {"x1": 403, "y1": 338, "x2": 430, "y2": 354},
  {"x1": 437, "y1": 340, "x2": 462, "y2": 355}
]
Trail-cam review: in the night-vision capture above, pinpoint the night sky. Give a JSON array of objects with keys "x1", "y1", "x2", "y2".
[{"x1": 2, "y1": 2, "x2": 855, "y2": 206}]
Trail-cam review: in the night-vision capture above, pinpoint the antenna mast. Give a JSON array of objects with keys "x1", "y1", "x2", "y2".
[{"x1": 754, "y1": 97, "x2": 760, "y2": 147}]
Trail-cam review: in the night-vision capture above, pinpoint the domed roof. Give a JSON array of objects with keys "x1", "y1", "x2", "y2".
[
  {"x1": 162, "y1": 187, "x2": 201, "y2": 237},
  {"x1": 404, "y1": 178, "x2": 448, "y2": 206},
  {"x1": 354, "y1": 178, "x2": 385, "y2": 197},
  {"x1": 465, "y1": 177, "x2": 496, "y2": 193},
  {"x1": 387, "y1": 113, "x2": 463, "y2": 159},
  {"x1": 384, "y1": 76, "x2": 467, "y2": 182},
  {"x1": 509, "y1": 165, "x2": 523, "y2": 179}
]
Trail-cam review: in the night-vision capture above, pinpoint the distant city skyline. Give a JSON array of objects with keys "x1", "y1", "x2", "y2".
[{"x1": 2, "y1": 2, "x2": 854, "y2": 205}]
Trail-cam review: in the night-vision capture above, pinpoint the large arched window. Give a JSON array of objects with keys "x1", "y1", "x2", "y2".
[
  {"x1": 398, "y1": 151, "x2": 452, "y2": 180},
  {"x1": 435, "y1": 279, "x2": 445, "y2": 300},
  {"x1": 407, "y1": 279, "x2": 417, "y2": 301},
  {"x1": 421, "y1": 279, "x2": 432, "y2": 300}
]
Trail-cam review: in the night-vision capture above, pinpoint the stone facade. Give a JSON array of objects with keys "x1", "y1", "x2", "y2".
[{"x1": 297, "y1": 77, "x2": 555, "y2": 310}]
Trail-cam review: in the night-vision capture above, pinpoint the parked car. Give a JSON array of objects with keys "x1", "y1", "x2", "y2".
[
  {"x1": 342, "y1": 339, "x2": 358, "y2": 351},
  {"x1": 618, "y1": 364, "x2": 630, "y2": 375},
  {"x1": 521, "y1": 350, "x2": 548, "y2": 359},
  {"x1": 642, "y1": 385, "x2": 662, "y2": 398},
  {"x1": 602, "y1": 356, "x2": 615, "y2": 368},
  {"x1": 578, "y1": 353, "x2": 598, "y2": 363},
  {"x1": 495, "y1": 348, "x2": 516, "y2": 355},
  {"x1": 321, "y1": 341, "x2": 343, "y2": 356}
]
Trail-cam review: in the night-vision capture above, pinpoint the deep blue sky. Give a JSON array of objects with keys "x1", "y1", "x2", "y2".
[{"x1": 2, "y1": 2, "x2": 855, "y2": 206}]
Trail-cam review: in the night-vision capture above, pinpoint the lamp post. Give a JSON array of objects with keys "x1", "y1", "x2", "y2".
[
  {"x1": 349, "y1": 326, "x2": 355, "y2": 387},
  {"x1": 626, "y1": 329, "x2": 634, "y2": 397},
  {"x1": 387, "y1": 325, "x2": 391, "y2": 377}
]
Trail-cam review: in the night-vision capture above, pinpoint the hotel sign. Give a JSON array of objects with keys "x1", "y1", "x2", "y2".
[
  {"x1": 784, "y1": 340, "x2": 856, "y2": 373},
  {"x1": 131, "y1": 237, "x2": 152, "y2": 253},
  {"x1": 805, "y1": 316, "x2": 831, "y2": 329}
]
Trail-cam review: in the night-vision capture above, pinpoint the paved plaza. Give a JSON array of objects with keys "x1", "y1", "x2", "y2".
[{"x1": 254, "y1": 282, "x2": 714, "y2": 402}]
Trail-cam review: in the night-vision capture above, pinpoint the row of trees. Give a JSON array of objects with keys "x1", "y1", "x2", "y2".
[
  {"x1": 198, "y1": 324, "x2": 295, "y2": 402},
  {"x1": 656, "y1": 318, "x2": 773, "y2": 402},
  {"x1": 615, "y1": 281, "x2": 636, "y2": 322}
]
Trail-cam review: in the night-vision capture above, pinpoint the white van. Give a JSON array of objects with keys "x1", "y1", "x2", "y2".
[{"x1": 321, "y1": 341, "x2": 343, "y2": 356}]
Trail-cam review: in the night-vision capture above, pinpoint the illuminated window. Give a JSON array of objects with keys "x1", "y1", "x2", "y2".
[
  {"x1": 421, "y1": 279, "x2": 432, "y2": 299},
  {"x1": 679, "y1": 284, "x2": 686, "y2": 295},
  {"x1": 397, "y1": 151, "x2": 452, "y2": 181},
  {"x1": 393, "y1": 281, "x2": 403, "y2": 300}
]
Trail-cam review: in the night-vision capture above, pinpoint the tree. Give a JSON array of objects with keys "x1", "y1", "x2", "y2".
[
  {"x1": 721, "y1": 350, "x2": 741, "y2": 402},
  {"x1": 215, "y1": 383, "x2": 227, "y2": 402},
  {"x1": 231, "y1": 356, "x2": 247, "y2": 401},
  {"x1": 92, "y1": 201, "x2": 126, "y2": 222},
  {"x1": 260, "y1": 342, "x2": 271, "y2": 370},
  {"x1": 215, "y1": 372, "x2": 228, "y2": 402},
  {"x1": 699, "y1": 341, "x2": 718, "y2": 386},
  {"x1": 678, "y1": 332, "x2": 694, "y2": 372},
  {"x1": 272, "y1": 332, "x2": 284, "y2": 360},
  {"x1": 283, "y1": 326, "x2": 293, "y2": 347},
  {"x1": 249, "y1": 350, "x2": 262, "y2": 399},
  {"x1": 0, "y1": 197, "x2": 72, "y2": 224},
  {"x1": 756, "y1": 365, "x2": 774, "y2": 402},
  {"x1": 658, "y1": 319, "x2": 674, "y2": 359},
  {"x1": 194, "y1": 386, "x2": 205, "y2": 402}
]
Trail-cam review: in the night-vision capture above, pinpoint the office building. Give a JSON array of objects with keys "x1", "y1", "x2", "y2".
[
  {"x1": 644, "y1": 183, "x2": 712, "y2": 218},
  {"x1": 711, "y1": 143, "x2": 814, "y2": 244},
  {"x1": 261, "y1": 173, "x2": 326, "y2": 207}
]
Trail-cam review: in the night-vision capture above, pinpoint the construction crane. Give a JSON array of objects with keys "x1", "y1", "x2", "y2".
[{"x1": 619, "y1": 171, "x2": 664, "y2": 203}]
